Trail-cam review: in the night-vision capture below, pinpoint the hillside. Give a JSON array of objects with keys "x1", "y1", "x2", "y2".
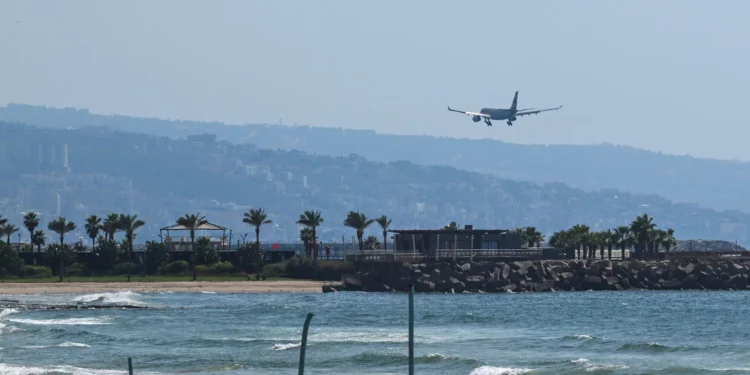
[
  {"x1": 0, "y1": 121, "x2": 749, "y2": 245},
  {"x1": 1, "y1": 104, "x2": 749, "y2": 213}
]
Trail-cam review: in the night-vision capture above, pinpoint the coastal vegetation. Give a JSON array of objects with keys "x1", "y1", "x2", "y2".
[{"x1": 1, "y1": 206, "x2": 682, "y2": 284}]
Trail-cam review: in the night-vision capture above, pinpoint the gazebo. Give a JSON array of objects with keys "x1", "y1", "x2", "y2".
[{"x1": 160, "y1": 222, "x2": 232, "y2": 250}]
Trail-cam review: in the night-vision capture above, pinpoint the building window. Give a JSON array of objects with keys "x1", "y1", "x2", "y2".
[{"x1": 483, "y1": 241, "x2": 498, "y2": 250}]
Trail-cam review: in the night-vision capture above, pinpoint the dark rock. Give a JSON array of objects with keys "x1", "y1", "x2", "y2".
[
  {"x1": 460, "y1": 263, "x2": 472, "y2": 272},
  {"x1": 534, "y1": 280, "x2": 555, "y2": 292},
  {"x1": 502, "y1": 264, "x2": 511, "y2": 279},
  {"x1": 561, "y1": 272, "x2": 575, "y2": 280},
  {"x1": 605, "y1": 276, "x2": 619, "y2": 286}
]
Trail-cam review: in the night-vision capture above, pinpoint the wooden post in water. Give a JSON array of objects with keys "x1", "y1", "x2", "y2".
[
  {"x1": 408, "y1": 284, "x2": 415, "y2": 375},
  {"x1": 128, "y1": 357, "x2": 133, "y2": 375},
  {"x1": 298, "y1": 312, "x2": 314, "y2": 375}
]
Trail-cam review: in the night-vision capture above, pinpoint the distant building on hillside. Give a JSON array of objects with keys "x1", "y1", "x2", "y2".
[{"x1": 389, "y1": 225, "x2": 523, "y2": 253}]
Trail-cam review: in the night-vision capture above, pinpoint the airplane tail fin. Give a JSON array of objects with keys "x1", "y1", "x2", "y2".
[{"x1": 510, "y1": 91, "x2": 518, "y2": 111}]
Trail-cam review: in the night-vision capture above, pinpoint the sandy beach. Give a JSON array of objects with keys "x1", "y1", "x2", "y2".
[{"x1": 0, "y1": 280, "x2": 325, "y2": 295}]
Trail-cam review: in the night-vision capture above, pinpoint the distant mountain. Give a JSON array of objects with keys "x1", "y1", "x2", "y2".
[
  {"x1": 1, "y1": 121, "x2": 749, "y2": 245},
  {"x1": 2, "y1": 104, "x2": 749, "y2": 214}
]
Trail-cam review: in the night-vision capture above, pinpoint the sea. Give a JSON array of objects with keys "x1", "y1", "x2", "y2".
[{"x1": 2, "y1": 289, "x2": 750, "y2": 375}]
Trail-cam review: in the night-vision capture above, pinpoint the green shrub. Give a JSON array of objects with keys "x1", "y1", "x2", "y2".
[
  {"x1": 158, "y1": 260, "x2": 189, "y2": 275},
  {"x1": 23, "y1": 265, "x2": 52, "y2": 278},
  {"x1": 113, "y1": 262, "x2": 144, "y2": 275},
  {"x1": 283, "y1": 258, "x2": 355, "y2": 281},
  {"x1": 196, "y1": 261, "x2": 239, "y2": 275},
  {"x1": 66, "y1": 262, "x2": 90, "y2": 276},
  {"x1": 262, "y1": 261, "x2": 289, "y2": 277}
]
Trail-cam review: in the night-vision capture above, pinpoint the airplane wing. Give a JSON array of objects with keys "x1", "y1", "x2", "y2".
[
  {"x1": 515, "y1": 105, "x2": 563, "y2": 117},
  {"x1": 447, "y1": 106, "x2": 490, "y2": 118}
]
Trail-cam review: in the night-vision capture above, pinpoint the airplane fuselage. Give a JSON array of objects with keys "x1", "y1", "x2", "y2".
[{"x1": 479, "y1": 108, "x2": 516, "y2": 121}]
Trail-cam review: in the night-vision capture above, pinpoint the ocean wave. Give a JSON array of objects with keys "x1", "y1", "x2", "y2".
[
  {"x1": 563, "y1": 334, "x2": 604, "y2": 341},
  {"x1": 0, "y1": 308, "x2": 19, "y2": 319},
  {"x1": 342, "y1": 351, "x2": 482, "y2": 367},
  {"x1": 469, "y1": 366, "x2": 534, "y2": 375},
  {"x1": 0, "y1": 309, "x2": 23, "y2": 336},
  {"x1": 0, "y1": 363, "x2": 162, "y2": 375},
  {"x1": 71, "y1": 291, "x2": 144, "y2": 306},
  {"x1": 7, "y1": 316, "x2": 113, "y2": 325},
  {"x1": 617, "y1": 342, "x2": 697, "y2": 353},
  {"x1": 272, "y1": 342, "x2": 301, "y2": 351}
]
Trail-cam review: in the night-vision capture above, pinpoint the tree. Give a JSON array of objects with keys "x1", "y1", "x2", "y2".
[
  {"x1": 344, "y1": 211, "x2": 374, "y2": 251},
  {"x1": 374, "y1": 215, "x2": 392, "y2": 251},
  {"x1": 102, "y1": 213, "x2": 121, "y2": 241},
  {"x1": 296, "y1": 210, "x2": 323, "y2": 261},
  {"x1": 0, "y1": 214, "x2": 6, "y2": 227},
  {"x1": 604, "y1": 229, "x2": 618, "y2": 260},
  {"x1": 661, "y1": 228, "x2": 677, "y2": 257},
  {"x1": 84, "y1": 215, "x2": 102, "y2": 249},
  {"x1": 242, "y1": 208, "x2": 272, "y2": 279},
  {"x1": 363, "y1": 235, "x2": 381, "y2": 250},
  {"x1": 176, "y1": 213, "x2": 208, "y2": 281},
  {"x1": 1, "y1": 224, "x2": 19, "y2": 245},
  {"x1": 523, "y1": 226, "x2": 544, "y2": 248},
  {"x1": 23, "y1": 212, "x2": 39, "y2": 248},
  {"x1": 548, "y1": 230, "x2": 572, "y2": 250},
  {"x1": 119, "y1": 214, "x2": 146, "y2": 282},
  {"x1": 242, "y1": 208, "x2": 273, "y2": 249},
  {"x1": 31, "y1": 230, "x2": 46, "y2": 253},
  {"x1": 299, "y1": 227, "x2": 313, "y2": 258},
  {"x1": 569, "y1": 224, "x2": 590, "y2": 259},
  {"x1": 47, "y1": 217, "x2": 76, "y2": 282},
  {"x1": 630, "y1": 214, "x2": 657, "y2": 259}
]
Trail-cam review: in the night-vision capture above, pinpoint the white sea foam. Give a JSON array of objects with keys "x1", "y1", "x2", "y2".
[
  {"x1": 272, "y1": 342, "x2": 301, "y2": 351},
  {"x1": 0, "y1": 309, "x2": 23, "y2": 335},
  {"x1": 0, "y1": 363, "x2": 142, "y2": 375},
  {"x1": 7, "y1": 316, "x2": 113, "y2": 325},
  {"x1": 0, "y1": 308, "x2": 19, "y2": 319},
  {"x1": 21, "y1": 342, "x2": 91, "y2": 349},
  {"x1": 469, "y1": 366, "x2": 534, "y2": 375},
  {"x1": 200, "y1": 291, "x2": 216, "y2": 294},
  {"x1": 71, "y1": 291, "x2": 143, "y2": 305}
]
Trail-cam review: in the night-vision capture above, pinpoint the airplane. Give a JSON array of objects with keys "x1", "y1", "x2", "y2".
[{"x1": 447, "y1": 91, "x2": 562, "y2": 126}]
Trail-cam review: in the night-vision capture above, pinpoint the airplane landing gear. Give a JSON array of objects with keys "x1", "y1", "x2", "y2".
[
  {"x1": 485, "y1": 119, "x2": 492, "y2": 126},
  {"x1": 506, "y1": 120, "x2": 513, "y2": 126}
]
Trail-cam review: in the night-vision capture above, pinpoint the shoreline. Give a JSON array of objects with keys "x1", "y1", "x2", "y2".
[{"x1": 0, "y1": 280, "x2": 325, "y2": 295}]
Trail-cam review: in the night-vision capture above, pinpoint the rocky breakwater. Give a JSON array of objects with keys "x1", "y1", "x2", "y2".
[{"x1": 331, "y1": 259, "x2": 750, "y2": 293}]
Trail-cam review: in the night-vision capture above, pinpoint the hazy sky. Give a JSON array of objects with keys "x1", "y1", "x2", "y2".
[{"x1": 1, "y1": 1, "x2": 749, "y2": 160}]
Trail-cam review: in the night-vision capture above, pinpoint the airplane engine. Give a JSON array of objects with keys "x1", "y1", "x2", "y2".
[
  {"x1": 510, "y1": 116, "x2": 517, "y2": 121},
  {"x1": 472, "y1": 115, "x2": 481, "y2": 122}
]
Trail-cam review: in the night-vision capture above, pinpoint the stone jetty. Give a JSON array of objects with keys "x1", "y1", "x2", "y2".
[{"x1": 327, "y1": 258, "x2": 750, "y2": 293}]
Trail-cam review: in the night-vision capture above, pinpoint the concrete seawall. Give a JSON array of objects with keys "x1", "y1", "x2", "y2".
[{"x1": 327, "y1": 258, "x2": 750, "y2": 293}]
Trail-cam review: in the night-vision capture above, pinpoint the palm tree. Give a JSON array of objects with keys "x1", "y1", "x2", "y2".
[
  {"x1": 374, "y1": 215, "x2": 392, "y2": 251},
  {"x1": 32, "y1": 230, "x2": 46, "y2": 253},
  {"x1": 548, "y1": 230, "x2": 572, "y2": 250},
  {"x1": 84, "y1": 215, "x2": 102, "y2": 249},
  {"x1": 1, "y1": 224, "x2": 19, "y2": 245},
  {"x1": 524, "y1": 226, "x2": 544, "y2": 248},
  {"x1": 0, "y1": 214, "x2": 6, "y2": 227},
  {"x1": 569, "y1": 224, "x2": 590, "y2": 259},
  {"x1": 630, "y1": 214, "x2": 656, "y2": 260},
  {"x1": 242, "y1": 208, "x2": 272, "y2": 250},
  {"x1": 119, "y1": 214, "x2": 146, "y2": 282},
  {"x1": 23, "y1": 212, "x2": 39, "y2": 249},
  {"x1": 102, "y1": 213, "x2": 121, "y2": 241},
  {"x1": 242, "y1": 208, "x2": 272, "y2": 280},
  {"x1": 344, "y1": 211, "x2": 375, "y2": 251},
  {"x1": 176, "y1": 213, "x2": 208, "y2": 281},
  {"x1": 299, "y1": 227, "x2": 314, "y2": 257},
  {"x1": 661, "y1": 228, "x2": 677, "y2": 257},
  {"x1": 296, "y1": 210, "x2": 323, "y2": 261},
  {"x1": 47, "y1": 217, "x2": 76, "y2": 282},
  {"x1": 614, "y1": 225, "x2": 631, "y2": 260},
  {"x1": 604, "y1": 229, "x2": 618, "y2": 260}
]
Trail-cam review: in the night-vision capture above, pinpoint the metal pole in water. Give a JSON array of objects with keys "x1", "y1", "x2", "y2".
[
  {"x1": 298, "y1": 312, "x2": 314, "y2": 375},
  {"x1": 128, "y1": 357, "x2": 133, "y2": 375},
  {"x1": 408, "y1": 284, "x2": 414, "y2": 375}
]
